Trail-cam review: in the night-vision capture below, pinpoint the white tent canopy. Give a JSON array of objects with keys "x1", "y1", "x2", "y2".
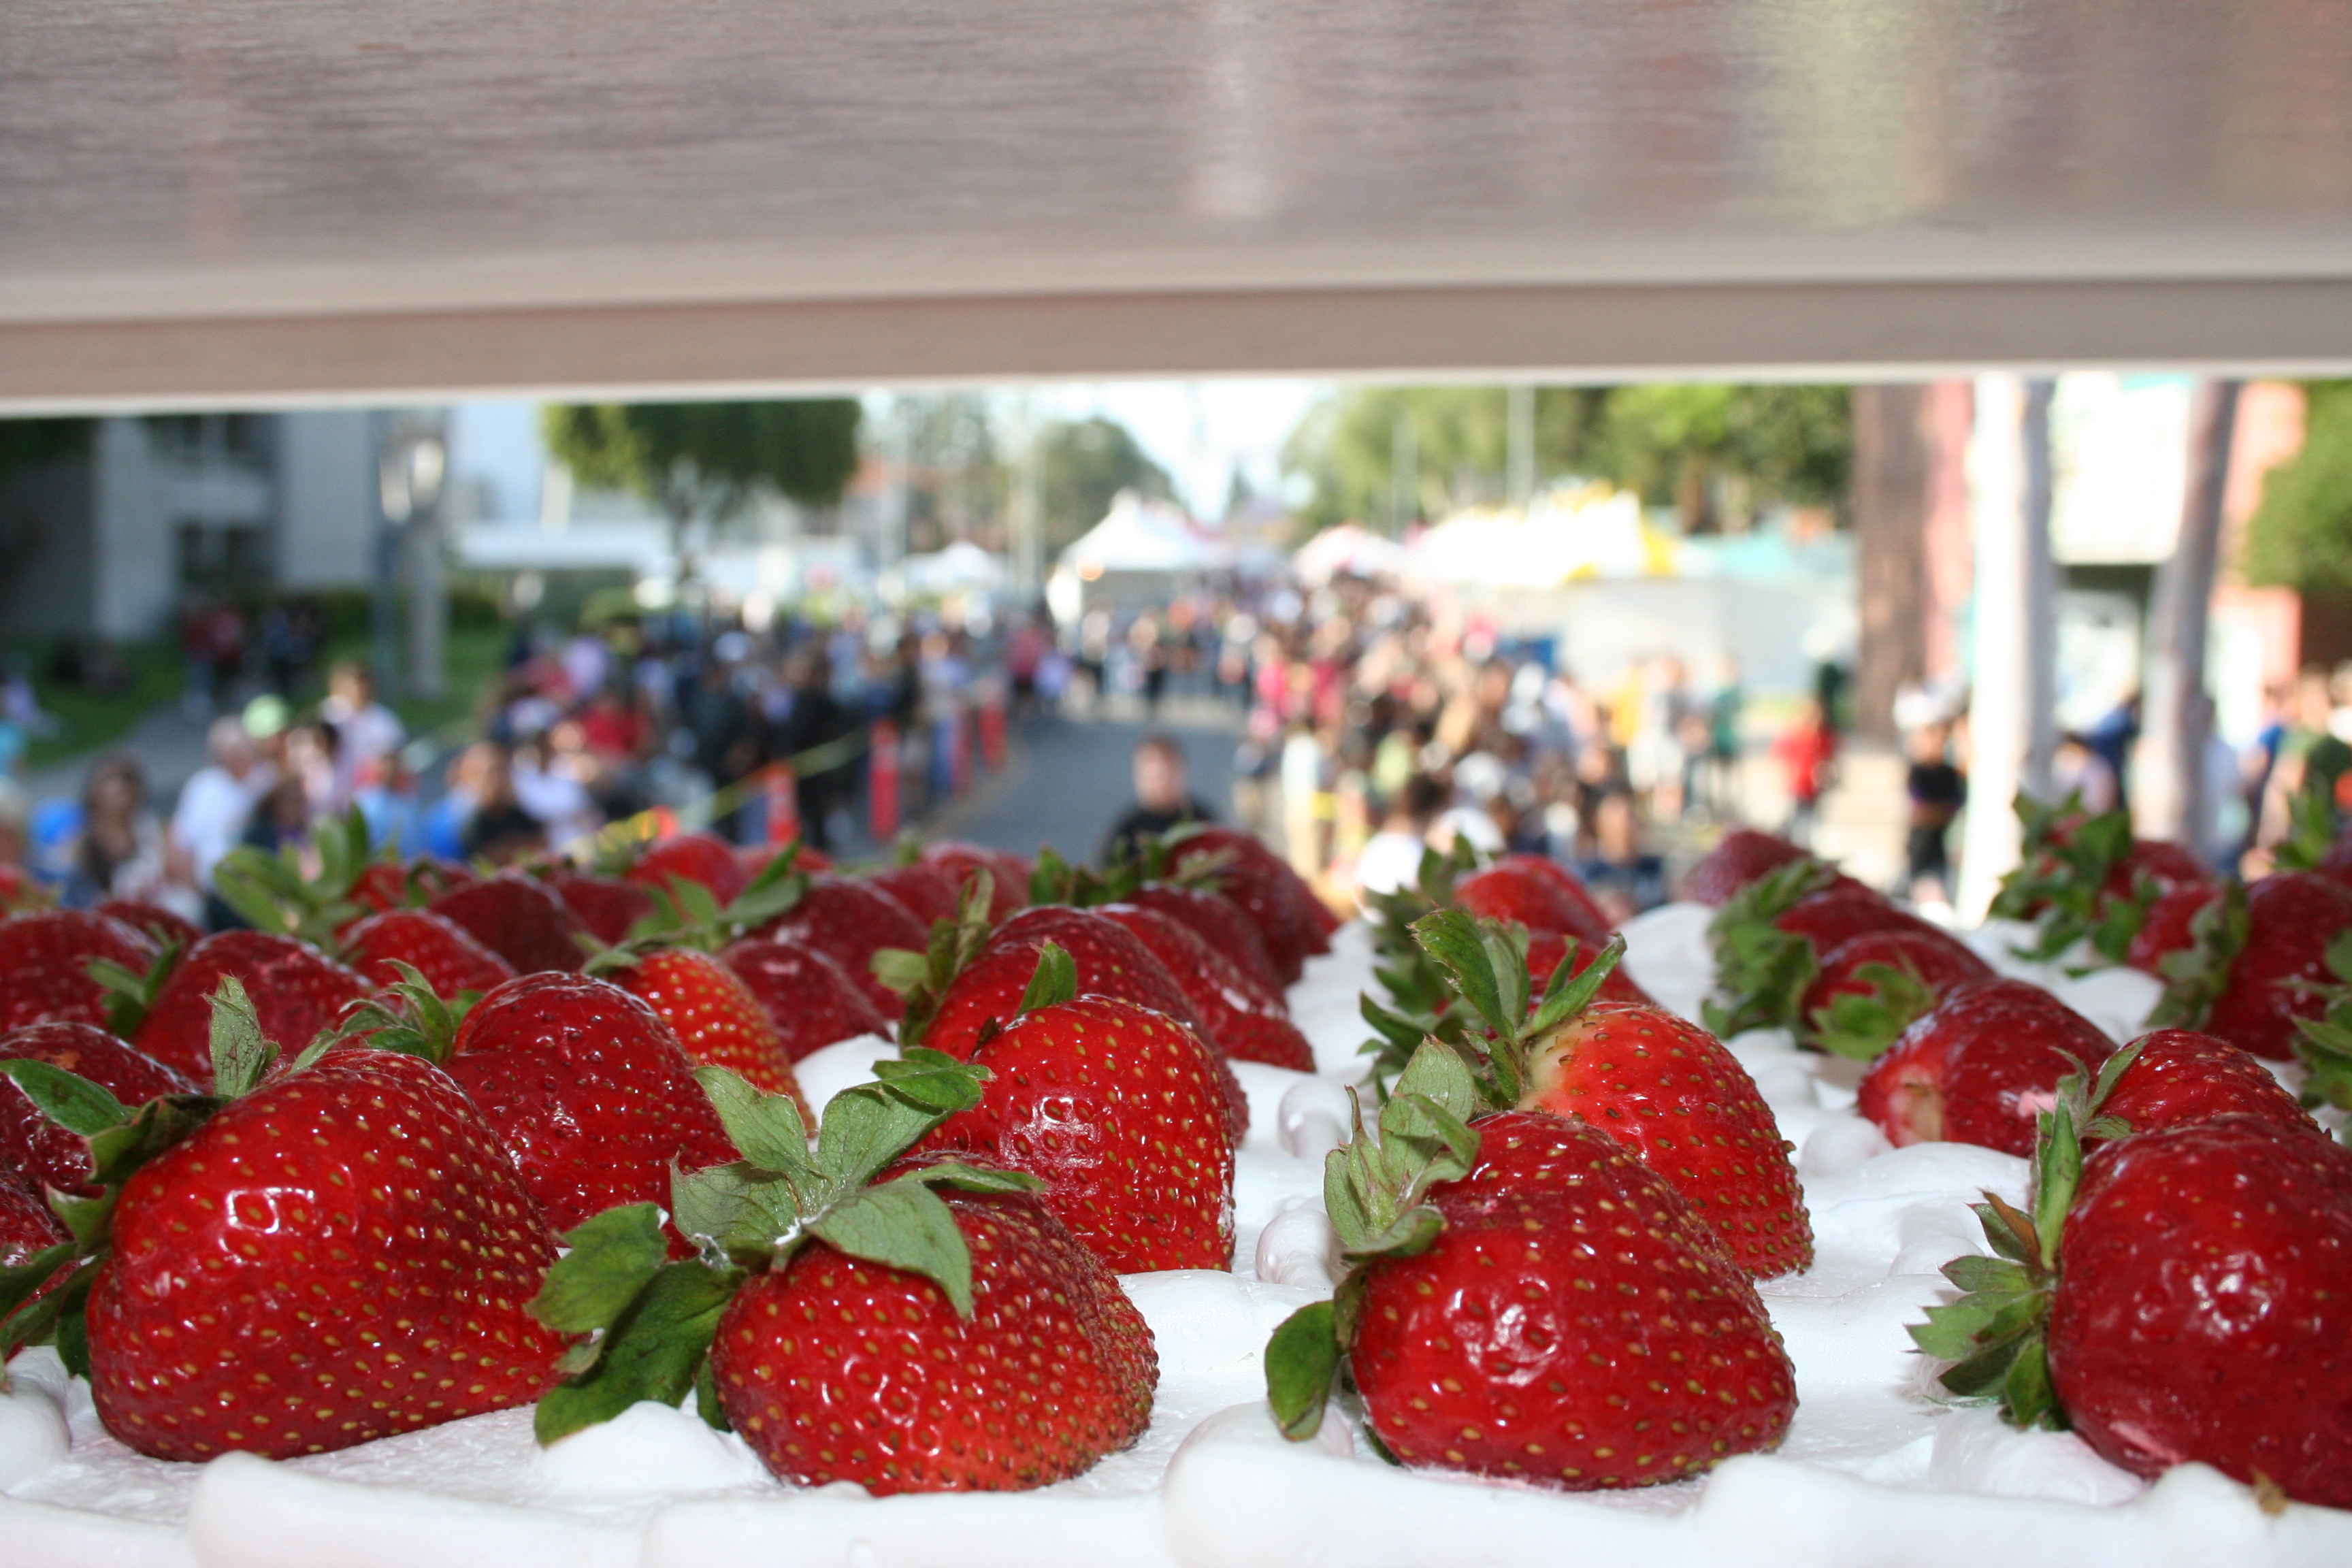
[{"x1": 1059, "y1": 493, "x2": 1234, "y2": 576}]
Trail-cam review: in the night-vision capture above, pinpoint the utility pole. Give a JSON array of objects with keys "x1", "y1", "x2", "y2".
[
  {"x1": 2140, "y1": 379, "x2": 2242, "y2": 846},
  {"x1": 1507, "y1": 384, "x2": 1535, "y2": 507},
  {"x1": 1390, "y1": 410, "x2": 1418, "y2": 536}
]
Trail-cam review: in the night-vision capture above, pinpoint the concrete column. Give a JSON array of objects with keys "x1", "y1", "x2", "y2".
[
  {"x1": 1955, "y1": 374, "x2": 2058, "y2": 920},
  {"x1": 2138, "y1": 379, "x2": 2241, "y2": 849}
]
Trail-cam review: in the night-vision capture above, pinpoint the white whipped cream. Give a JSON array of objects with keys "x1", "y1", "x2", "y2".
[{"x1": 5, "y1": 913, "x2": 2343, "y2": 1566}]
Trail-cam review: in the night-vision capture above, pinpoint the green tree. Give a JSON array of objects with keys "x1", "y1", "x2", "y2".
[
  {"x1": 2244, "y1": 382, "x2": 2352, "y2": 599},
  {"x1": 544, "y1": 400, "x2": 862, "y2": 582},
  {"x1": 1035, "y1": 416, "x2": 1173, "y2": 555},
  {"x1": 1281, "y1": 384, "x2": 1846, "y2": 534}
]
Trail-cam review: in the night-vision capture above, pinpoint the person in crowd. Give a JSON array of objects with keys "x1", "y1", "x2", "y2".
[
  {"x1": 1703, "y1": 656, "x2": 1745, "y2": 818},
  {"x1": 2255, "y1": 666, "x2": 2352, "y2": 858},
  {"x1": 239, "y1": 773, "x2": 318, "y2": 864},
  {"x1": 1903, "y1": 719, "x2": 1965, "y2": 906},
  {"x1": 65, "y1": 755, "x2": 195, "y2": 918},
  {"x1": 1575, "y1": 788, "x2": 1668, "y2": 921},
  {"x1": 687, "y1": 655, "x2": 759, "y2": 843},
  {"x1": 321, "y1": 663, "x2": 405, "y2": 804},
  {"x1": 2051, "y1": 732, "x2": 2120, "y2": 814},
  {"x1": 171, "y1": 716, "x2": 277, "y2": 897},
  {"x1": 1102, "y1": 732, "x2": 1215, "y2": 865},
  {"x1": 768, "y1": 650, "x2": 858, "y2": 852},
  {"x1": 459, "y1": 742, "x2": 544, "y2": 865},
  {"x1": 1772, "y1": 698, "x2": 1836, "y2": 849},
  {"x1": 1354, "y1": 773, "x2": 1446, "y2": 898},
  {"x1": 2082, "y1": 691, "x2": 2140, "y2": 817}
]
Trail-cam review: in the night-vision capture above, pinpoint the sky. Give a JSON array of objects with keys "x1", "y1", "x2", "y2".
[{"x1": 445, "y1": 380, "x2": 1332, "y2": 526}]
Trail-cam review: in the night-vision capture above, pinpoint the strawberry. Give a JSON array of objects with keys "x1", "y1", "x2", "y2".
[
  {"x1": 2151, "y1": 872, "x2": 2352, "y2": 1061},
  {"x1": 0, "y1": 864, "x2": 49, "y2": 914},
  {"x1": 921, "y1": 946, "x2": 1237, "y2": 1272},
  {"x1": 1266, "y1": 1070, "x2": 1794, "y2": 1487},
  {"x1": 1684, "y1": 828, "x2": 1810, "y2": 906},
  {"x1": 623, "y1": 830, "x2": 750, "y2": 906},
  {"x1": 341, "y1": 908, "x2": 517, "y2": 996},
  {"x1": 1797, "y1": 928, "x2": 1993, "y2": 1061},
  {"x1": 1857, "y1": 978, "x2": 2112, "y2": 1156},
  {"x1": 350, "y1": 970, "x2": 740, "y2": 1248},
  {"x1": 1098, "y1": 902, "x2": 1312, "y2": 1071},
  {"x1": 0, "y1": 1173, "x2": 65, "y2": 1269},
  {"x1": 1456, "y1": 855, "x2": 1612, "y2": 943},
  {"x1": 2092, "y1": 1028, "x2": 2317, "y2": 1142},
  {"x1": 543, "y1": 870, "x2": 655, "y2": 947},
  {"x1": 1704, "y1": 860, "x2": 1967, "y2": 1041},
  {"x1": 1912, "y1": 1052, "x2": 2352, "y2": 1509},
  {"x1": 606, "y1": 947, "x2": 806, "y2": 1111},
  {"x1": 866, "y1": 862, "x2": 963, "y2": 928},
  {"x1": 529, "y1": 1051, "x2": 1154, "y2": 1493},
  {"x1": 2123, "y1": 881, "x2": 2222, "y2": 975},
  {"x1": 903, "y1": 904, "x2": 1198, "y2": 1060},
  {"x1": 758, "y1": 874, "x2": 928, "y2": 1019},
  {"x1": 92, "y1": 899, "x2": 203, "y2": 951},
  {"x1": 1124, "y1": 881, "x2": 1285, "y2": 996},
  {"x1": 1991, "y1": 798, "x2": 2217, "y2": 966},
  {"x1": 736, "y1": 840, "x2": 828, "y2": 879},
  {"x1": 1, "y1": 1022, "x2": 191, "y2": 1192},
  {"x1": 1164, "y1": 825, "x2": 1333, "y2": 983},
  {"x1": 0, "y1": 911, "x2": 159, "y2": 1034},
  {"x1": 212, "y1": 809, "x2": 427, "y2": 944},
  {"x1": 128, "y1": 931, "x2": 370, "y2": 1082},
  {"x1": 1, "y1": 983, "x2": 568, "y2": 1461},
  {"x1": 719, "y1": 937, "x2": 893, "y2": 1060},
  {"x1": 919, "y1": 840, "x2": 1032, "y2": 922},
  {"x1": 429, "y1": 874, "x2": 593, "y2": 975}
]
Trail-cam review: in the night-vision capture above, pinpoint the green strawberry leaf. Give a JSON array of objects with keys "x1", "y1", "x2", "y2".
[
  {"x1": 1376, "y1": 1092, "x2": 1479, "y2": 1200},
  {"x1": 815, "y1": 1081, "x2": 958, "y2": 1190},
  {"x1": 0, "y1": 1242, "x2": 77, "y2": 1327},
  {"x1": 1018, "y1": 941, "x2": 1079, "y2": 1013},
  {"x1": 90, "y1": 938, "x2": 180, "y2": 1041},
  {"x1": 1409, "y1": 908, "x2": 1514, "y2": 1039},
  {"x1": 2148, "y1": 881, "x2": 2249, "y2": 1031},
  {"x1": 2002, "y1": 1335, "x2": 2063, "y2": 1429},
  {"x1": 868, "y1": 947, "x2": 931, "y2": 996},
  {"x1": 693, "y1": 1355, "x2": 730, "y2": 1432},
  {"x1": 531, "y1": 1204, "x2": 671, "y2": 1345},
  {"x1": 206, "y1": 978, "x2": 279, "y2": 1100},
  {"x1": 897, "y1": 1160, "x2": 1043, "y2": 1195},
  {"x1": 693, "y1": 1066, "x2": 813, "y2": 1177},
  {"x1": 0, "y1": 1060, "x2": 129, "y2": 1137},
  {"x1": 84, "y1": 1093, "x2": 218, "y2": 1189},
  {"x1": 1386, "y1": 1037, "x2": 1486, "y2": 1127},
  {"x1": 1264, "y1": 1299, "x2": 1343, "y2": 1441},
  {"x1": 1340, "y1": 1203, "x2": 1444, "y2": 1262},
  {"x1": 1805, "y1": 960, "x2": 1937, "y2": 1061},
  {"x1": 806, "y1": 1176, "x2": 975, "y2": 1317},
  {"x1": 668, "y1": 1163, "x2": 756, "y2": 1259},
  {"x1": 534, "y1": 1258, "x2": 745, "y2": 1446},
  {"x1": 1527, "y1": 934, "x2": 1627, "y2": 1037},
  {"x1": 868, "y1": 1047, "x2": 991, "y2": 1113}
]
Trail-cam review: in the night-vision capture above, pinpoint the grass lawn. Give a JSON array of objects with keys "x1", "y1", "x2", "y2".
[{"x1": 12, "y1": 638, "x2": 186, "y2": 770}]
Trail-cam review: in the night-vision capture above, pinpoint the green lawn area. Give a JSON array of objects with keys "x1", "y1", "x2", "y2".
[{"x1": 12, "y1": 638, "x2": 186, "y2": 770}]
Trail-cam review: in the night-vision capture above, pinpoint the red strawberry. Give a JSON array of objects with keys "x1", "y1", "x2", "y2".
[
  {"x1": 924, "y1": 975, "x2": 1236, "y2": 1273},
  {"x1": 923, "y1": 906, "x2": 1199, "y2": 1054},
  {"x1": 2093, "y1": 1028, "x2": 2317, "y2": 1141},
  {"x1": 1166, "y1": 826, "x2": 1333, "y2": 984},
  {"x1": 0, "y1": 864, "x2": 49, "y2": 914},
  {"x1": 2104, "y1": 838, "x2": 2213, "y2": 900},
  {"x1": 1, "y1": 1022, "x2": 191, "y2": 1192},
  {"x1": 2163, "y1": 872, "x2": 2352, "y2": 1061},
  {"x1": 919, "y1": 841, "x2": 1032, "y2": 922},
  {"x1": 429, "y1": 875, "x2": 592, "y2": 975},
  {"x1": 625, "y1": 831, "x2": 749, "y2": 906},
  {"x1": 1797, "y1": 928, "x2": 1994, "y2": 1060},
  {"x1": 130, "y1": 931, "x2": 370, "y2": 1081},
  {"x1": 0, "y1": 911, "x2": 158, "y2": 1033},
  {"x1": 2317, "y1": 834, "x2": 2352, "y2": 892},
  {"x1": 2045, "y1": 1117, "x2": 2352, "y2": 1505},
  {"x1": 1096, "y1": 902, "x2": 1309, "y2": 1066},
  {"x1": 529, "y1": 1049, "x2": 1154, "y2": 1493},
  {"x1": 1857, "y1": 978, "x2": 2113, "y2": 1156},
  {"x1": 1456, "y1": 857, "x2": 1612, "y2": 943},
  {"x1": 760, "y1": 874, "x2": 930, "y2": 1020},
  {"x1": 544, "y1": 871, "x2": 656, "y2": 947},
  {"x1": 866, "y1": 862, "x2": 963, "y2": 928},
  {"x1": 438, "y1": 973, "x2": 738, "y2": 1245},
  {"x1": 710, "y1": 1183, "x2": 1155, "y2": 1492},
  {"x1": 1, "y1": 1172, "x2": 65, "y2": 1266},
  {"x1": 93, "y1": 899, "x2": 203, "y2": 952},
  {"x1": 1684, "y1": 829, "x2": 1810, "y2": 906},
  {"x1": 1346, "y1": 1109, "x2": 1795, "y2": 1487},
  {"x1": 719, "y1": 936, "x2": 893, "y2": 1060},
  {"x1": 737, "y1": 840, "x2": 828, "y2": 878},
  {"x1": 1124, "y1": 882, "x2": 1284, "y2": 996},
  {"x1": 84, "y1": 1047, "x2": 568, "y2": 1460},
  {"x1": 609, "y1": 947, "x2": 808, "y2": 1112},
  {"x1": 1705, "y1": 862, "x2": 1959, "y2": 1039},
  {"x1": 1993, "y1": 802, "x2": 2218, "y2": 965},
  {"x1": 2124, "y1": 881, "x2": 2223, "y2": 974},
  {"x1": 1519, "y1": 1001, "x2": 1810, "y2": 1277},
  {"x1": 342, "y1": 909, "x2": 518, "y2": 996}
]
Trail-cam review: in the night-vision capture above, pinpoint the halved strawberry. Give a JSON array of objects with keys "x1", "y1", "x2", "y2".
[
  {"x1": 529, "y1": 1051, "x2": 1154, "y2": 1494},
  {"x1": 1857, "y1": 978, "x2": 2112, "y2": 1155},
  {"x1": 1, "y1": 1022, "x2": 191, "y2": 1192}
]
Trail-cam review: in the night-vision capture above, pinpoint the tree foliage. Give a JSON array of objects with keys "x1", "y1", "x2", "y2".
[
  {"x1": 544, "y1": 401, "x2": 863, "y2": 527},
  {"x1": 0, "y1": 418, "x2": 93, "y2": 489},
  {"x1": 1282, "y1": 384, "x2": 1850, "y2": 534},
  {"x1": 1035, "y1": 416, "x2": 1174, "y2": 555},
  {"x1": 2244, "y1": 382, "x2": 2352, "y2": 599}
]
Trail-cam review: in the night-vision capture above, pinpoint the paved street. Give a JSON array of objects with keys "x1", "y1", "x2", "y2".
[{"x1": 936, "y1": 706, "x2": 1243, "y2": 866}]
